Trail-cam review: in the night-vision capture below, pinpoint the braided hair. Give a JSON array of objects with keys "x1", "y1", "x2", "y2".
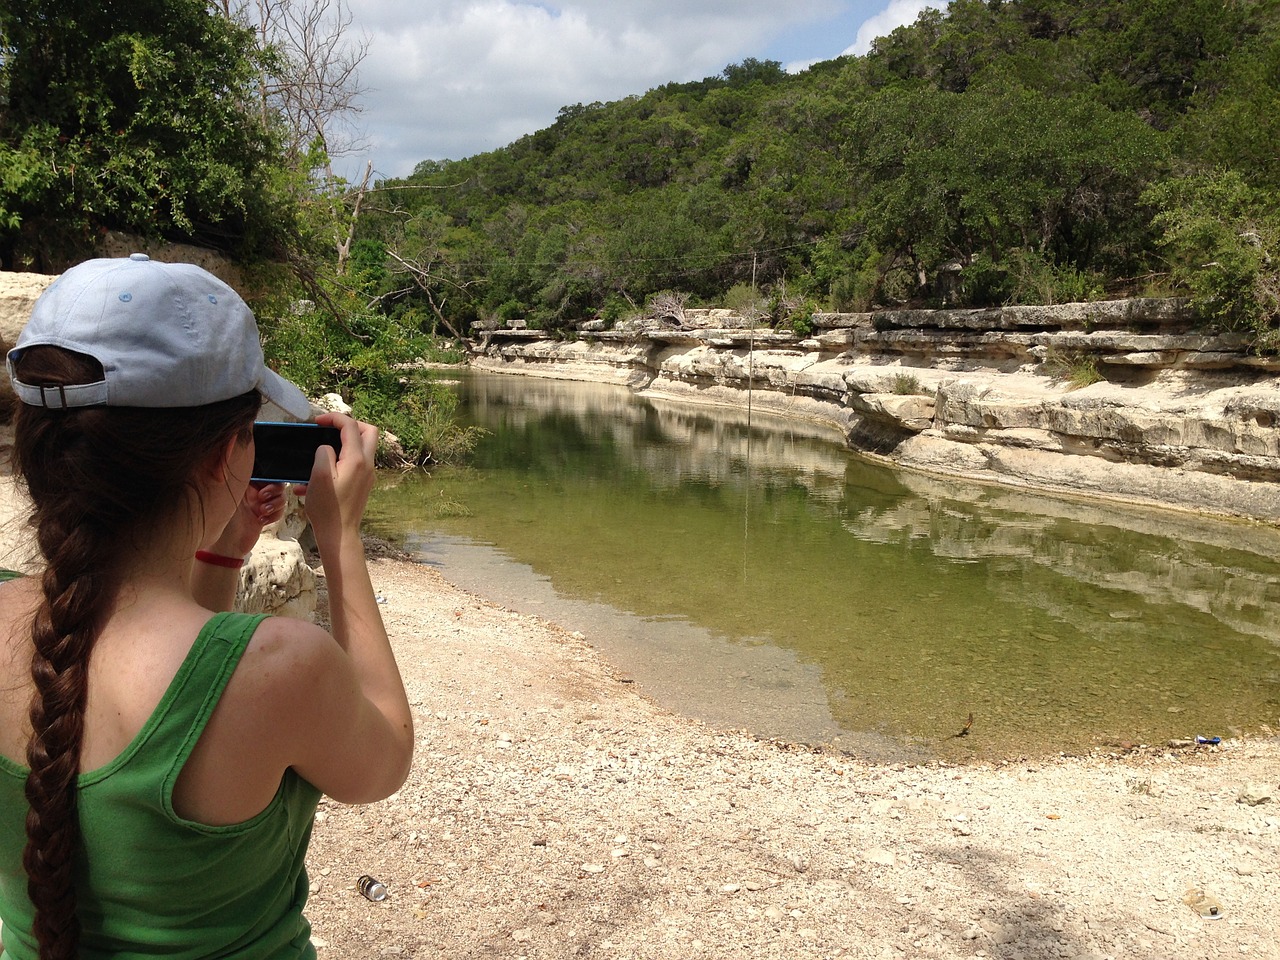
[{"x1": 11, "y1": 346, "x2": 259, "y2": 959}]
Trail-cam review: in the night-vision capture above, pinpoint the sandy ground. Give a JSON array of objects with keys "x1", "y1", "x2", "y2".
[{"x1": 301, "y1": 548, "x2": 1280, "y2": 960}]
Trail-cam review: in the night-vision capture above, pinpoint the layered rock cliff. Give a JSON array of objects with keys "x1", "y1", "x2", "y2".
[{"x1": 471, "y1": 299, "x2": 1280, "y2": 524}]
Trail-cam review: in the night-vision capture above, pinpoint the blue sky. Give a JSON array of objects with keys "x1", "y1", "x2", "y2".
[{"x1": 338, "y1": 1, "x2": 946, "y2": 182}]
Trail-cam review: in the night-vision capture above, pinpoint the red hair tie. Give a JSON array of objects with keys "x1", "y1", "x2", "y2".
[{"x1": 195, "y1": 550, "x2": 246, "y2": 570}]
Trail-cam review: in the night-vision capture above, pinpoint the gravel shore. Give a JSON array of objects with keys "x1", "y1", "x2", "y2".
[{"x1": 302, "y1": 552, "x2": 1280, "y2": 960}]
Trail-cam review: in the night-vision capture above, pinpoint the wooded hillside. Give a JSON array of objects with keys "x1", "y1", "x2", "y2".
[{"x1": 359, "y1": 0, "x2": 1280, "y2": 345}]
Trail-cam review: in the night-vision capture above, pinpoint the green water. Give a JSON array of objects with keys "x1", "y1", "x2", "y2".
[{"x1": 366, "y1": 372, "x2": 1280, "y2": 761}]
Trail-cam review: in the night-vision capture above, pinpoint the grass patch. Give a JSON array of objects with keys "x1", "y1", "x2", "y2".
[{"x1": 1044, "y1": 350, "x2": 1104, "y2": 389}]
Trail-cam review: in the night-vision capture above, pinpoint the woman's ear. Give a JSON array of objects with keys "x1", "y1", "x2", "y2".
[{"x1": 202, "y1": 434, "x2": 244, "y2": 484}]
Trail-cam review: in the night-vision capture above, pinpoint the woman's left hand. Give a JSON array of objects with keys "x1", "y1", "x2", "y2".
[{"x1": 207, "y1": 481, "x2": 288, "y2": 559}]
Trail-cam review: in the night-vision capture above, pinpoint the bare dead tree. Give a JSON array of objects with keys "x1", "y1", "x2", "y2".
[
  {"x1": 219, "y1": 0, "x2": 374, "y2": 268},
  {"x1": 334, "y1": 159, "x2": 372, "y2": 274},
  {"x1": 223, "y1": 0, "x2": 369, "y2": 163},
  {"x1": 386, "y1": 248, "x2": 483, "y2": 348},
  {"x1": 647, "y1": 290, "x2": 689, "y2": 326}
]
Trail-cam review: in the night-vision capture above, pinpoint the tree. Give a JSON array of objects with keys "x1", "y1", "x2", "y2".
[
  {"x1": 220, "y1": 0, "x2": 367, "y2": 166},
  {"x1": 218, "y1": 0, "x2": 372, "y2": 272},
  {"x1": 722, "y1": 58, "x2": 786, "y2": 88},
  {"x1": 846, "y1": 78, "x2": 1164, "y2": 304},
  {"x1": 1145, "y1": 170, "x2": 1280, "y2": 344},
  {"x1": 0, "y1": 0, "x2": 292, "y2": 269}
]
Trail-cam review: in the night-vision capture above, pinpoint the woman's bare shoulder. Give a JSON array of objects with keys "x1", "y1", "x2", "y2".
[
  {"x1": 0, "y1": 575, "x2": 40, "y2": 681},
  {"x1": 235, "y1": 615, "x2": 342, "y2": 689},
  {"x1": 227, "y1": 614, "x2": 411, "y2": 803},
  {"x1": 0, "y1": 577, "x2": 39, "y2": 762}
]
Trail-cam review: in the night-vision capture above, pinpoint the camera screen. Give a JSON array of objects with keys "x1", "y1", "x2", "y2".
[{"x1": 251, "y1": 422, "x2": 342, "y2": 483}]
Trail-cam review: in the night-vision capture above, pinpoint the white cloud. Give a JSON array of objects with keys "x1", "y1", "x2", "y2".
[
  {"x1": 352, "y1": 0, "x2": 778, "y2": 178},
  {"x1": 843, "y1": 0, "x2": 942, "y2": 57}
]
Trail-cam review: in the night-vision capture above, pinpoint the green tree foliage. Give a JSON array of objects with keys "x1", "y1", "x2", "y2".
[
  {"x1": 347, "y1": 0, "x2": 1280, "y2": 342},
  {"x1": 0, "y1": 0, "x2": 298, "y2": 269},
  {"x1": 847, "y1": 79, "x2": 1163, "y2": 303},
  {"x1": 0, "y1": 0, "x2": 475, "y2": 466},
  {"x1": 250, "y1": 259, "x2": 474, "y2": 465},
  {"x1": 1145, "y1": 171, "x2": 1280, "y2": 343}
]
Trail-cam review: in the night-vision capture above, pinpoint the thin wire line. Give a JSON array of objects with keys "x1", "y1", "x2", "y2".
[{"x1": 417, "y1": 232, "x2": 859, "y2": 274}]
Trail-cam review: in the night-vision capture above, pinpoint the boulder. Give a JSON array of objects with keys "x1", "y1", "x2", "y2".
[
  {"x1": 0, "y1": 272, "x2": 58, "y2": 414},
  {"x1": 850, "y1": 393, "x2": 936, "y2": 432},
  {"x1": 237, "y1": 535, "x2": 317, "y2": 620}
]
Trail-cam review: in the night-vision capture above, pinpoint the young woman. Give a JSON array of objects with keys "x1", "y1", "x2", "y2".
[{"x1": 0, "y1": 255, "x2": 413, "y2": 959}]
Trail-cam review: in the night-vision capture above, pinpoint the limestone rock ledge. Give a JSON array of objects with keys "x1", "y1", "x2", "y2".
[{"x1": 471, "y1": 300, "x2": 1280, "y2": 523}]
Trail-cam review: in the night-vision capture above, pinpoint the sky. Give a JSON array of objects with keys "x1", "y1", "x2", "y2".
[{"x1": 333, "y1": 0, "x2": 947, "y2": 183}]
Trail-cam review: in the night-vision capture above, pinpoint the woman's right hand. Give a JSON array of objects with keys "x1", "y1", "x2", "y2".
[
  {"x1": 298, "y1": 412, "x2": 378, "y2": 559},
  {"x1": 264, "y1": 410, "x2": 412, "y2": 802}
]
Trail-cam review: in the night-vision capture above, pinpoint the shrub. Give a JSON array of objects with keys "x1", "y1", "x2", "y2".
[
  {"x1": 1003, "y1": 250, "x2": 1105, "y2": 306},
  {"x1": 892, "y1": 373, "x2": 922, "y2": 395},
  {"x1": 1145, "y1": 170, "x2": 1280, "y2": 348},
  {"x1": 253, "y1": 268, "x2": 481, "y2": 465}
]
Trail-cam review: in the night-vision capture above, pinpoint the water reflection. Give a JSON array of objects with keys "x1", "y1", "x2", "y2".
[{"x1": 367, "y1": 373, "x2": 1280, "y2": 760}]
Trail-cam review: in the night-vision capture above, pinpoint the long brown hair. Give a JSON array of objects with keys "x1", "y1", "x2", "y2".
[{"x1": 11, "y1": 346, "x2": 260, "y2": 960}]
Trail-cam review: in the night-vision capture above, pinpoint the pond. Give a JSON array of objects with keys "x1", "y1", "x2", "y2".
[{"x1": 365, "y1": 371, "x2": 1280, "y2": 762}]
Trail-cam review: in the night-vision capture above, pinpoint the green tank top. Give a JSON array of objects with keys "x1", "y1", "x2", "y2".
[{"x1": 0, "y1": 611, "x2": 322, "y2": 959}]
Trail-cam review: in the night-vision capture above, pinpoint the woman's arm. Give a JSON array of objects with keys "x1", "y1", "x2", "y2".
[
  {"x1": 191, "y1": 482, "x2": 287, "y2": 611},
  {"x1": 269, "y1": 414, "x2": 413, "y2": 800}
]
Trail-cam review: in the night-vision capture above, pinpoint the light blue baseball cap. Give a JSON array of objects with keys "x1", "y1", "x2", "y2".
[{"x1": 6, "y1": 254, "x2": 311, "y2": 418}]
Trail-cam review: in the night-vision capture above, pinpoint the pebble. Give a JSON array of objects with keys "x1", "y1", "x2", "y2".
[
  {"x1": 581, "y1": 863, "x2": 606, "y2": 874},
  {"x1": 865, "y1": 848, "x2": 896, "y2": 866},
  {"x1": 764, "y1": 906, "x2": 785, "y2": 921},
  {"x1": 1238, "y1": 783, "x2": 1274, "y2": 806}
]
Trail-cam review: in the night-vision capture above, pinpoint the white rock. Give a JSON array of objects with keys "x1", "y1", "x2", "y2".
[{"x1": 1238, "y1": 783, "x2": 1274, "y2": 806}]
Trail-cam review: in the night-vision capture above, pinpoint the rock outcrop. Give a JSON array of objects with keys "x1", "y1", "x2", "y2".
[{"x1": 472, "y1": 299, "x2": 1280, "y2": 524}]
